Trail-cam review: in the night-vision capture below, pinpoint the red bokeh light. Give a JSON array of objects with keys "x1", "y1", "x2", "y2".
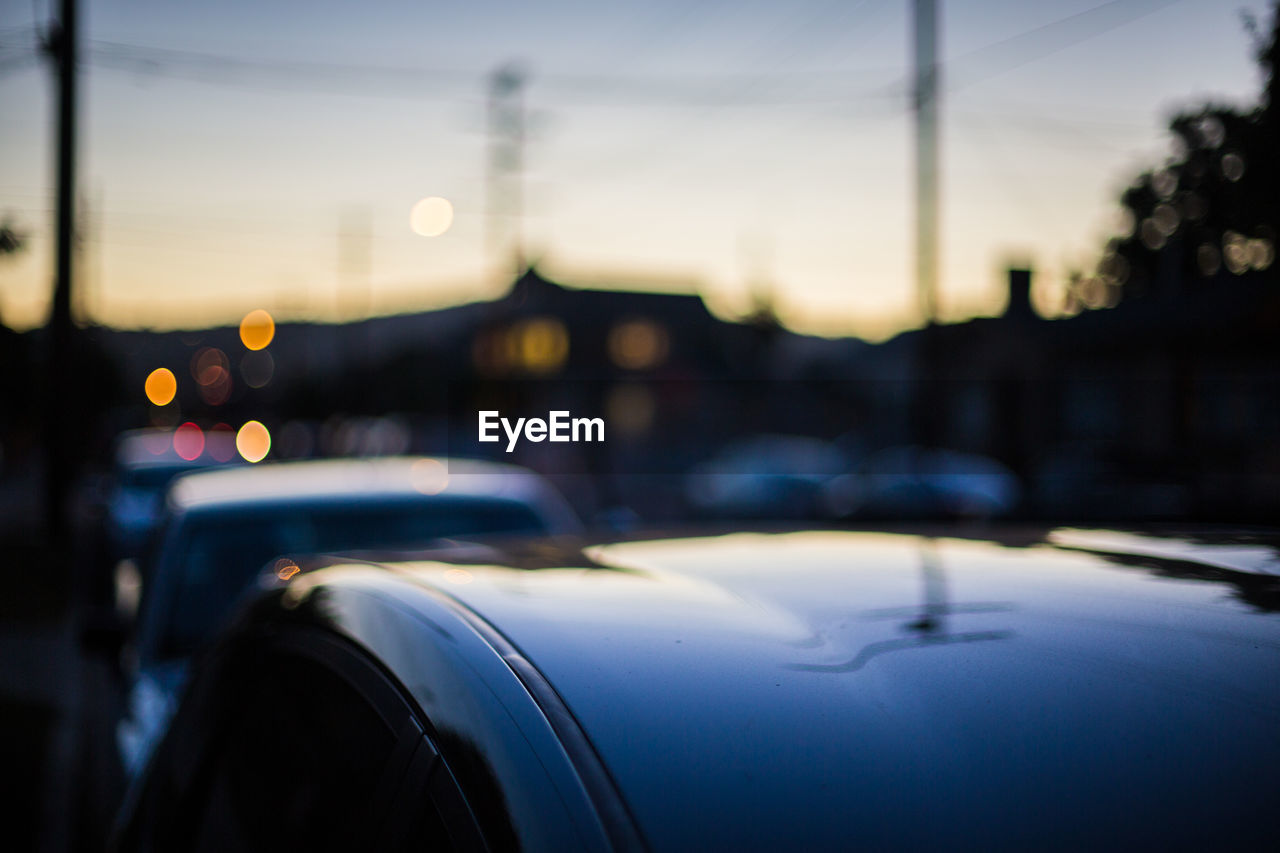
[{"x1": 173, "y1": 421, "x2": 205, "y2": 461}]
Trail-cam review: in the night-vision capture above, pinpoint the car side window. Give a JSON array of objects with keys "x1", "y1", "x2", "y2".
[
  {"x1": 184, "y1": 650, "x2": 399, "y2": 851},
  {"x1": 121, "y1": 630, "x2": 472, "y2": 852},
  {"x1": 117, "y1": 617, "x2": 494, "y2": 850}
]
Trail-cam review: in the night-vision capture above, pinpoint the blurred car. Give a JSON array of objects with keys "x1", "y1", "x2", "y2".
[
  {"x1": 1032, "y1": 441, "x2": 1193, "y2": 519},
  {"x1": 104, "y1": 428, "x2": 241, "y2": 565},
  {"x1": 824, "y1": 445, "x2": 1020, "y2": 519},
  {"x1": 78, "y1": 456, "x2": 580, "y2": 847},
  {"x1": 685, "y1": 434, "x2": 848, "y2": 519},
  {"x1": 116, "y1": 528, "x2": 1280, "y2": 850}
]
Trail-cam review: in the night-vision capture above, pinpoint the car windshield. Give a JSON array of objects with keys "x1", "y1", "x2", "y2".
[
  {"x1": 157, "y1": 497, "x2": 544, "y2": 659},
  {"x1": 120, "y1": 464, "x2": 202, "y2": 492}
]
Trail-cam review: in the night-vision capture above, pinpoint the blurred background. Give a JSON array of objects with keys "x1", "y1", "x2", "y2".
[{"x1": 2, "y1": 0, "x2": 1279, "y2": 848}]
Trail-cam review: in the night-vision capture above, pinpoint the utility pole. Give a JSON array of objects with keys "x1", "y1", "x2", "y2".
[
  {"x1": 43, "y1": 0, "x2": 78, "y2": 542},
  {"x1": 486, "y1": 64, "x2": 525, "y2": 283},
  {"x1": 911, "y1": 0, "x2": 941, "y2": 450},
  {"x1": 76, "y1": 184, "x2": 100, "y2": 324},
  {"x1": 913, "y1": 0, "x2": 940, "y2": 325}
]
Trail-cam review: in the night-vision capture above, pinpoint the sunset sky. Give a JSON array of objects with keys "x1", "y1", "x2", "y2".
[{"x1": 0, "y1": 0, "x2": 1268, "y2": 338}]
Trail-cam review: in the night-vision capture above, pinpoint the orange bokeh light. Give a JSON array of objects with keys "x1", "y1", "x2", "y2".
[
  {"x1": 144, "y1": 368, "x2": 177, "y2": 406},
  {"x1": 236, "y1": 420, "x2": 271, "y2": 463},
  {"x1": 410, "y1": 457, "x2": 449, "y2": 494},
  {"x1": 239, "y1": 309, "x2": 275, "y2": 351}
]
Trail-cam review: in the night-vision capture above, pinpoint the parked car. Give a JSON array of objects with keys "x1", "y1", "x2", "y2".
[
  {"x1": 80, "y1": 428, "x2": 240, "y2": 613},
  {"x1": 824, "y1": 445, "x2": 1020, "y2": 519},
  {"x1": 103, "y1": 428, "x2": 241, "y2": 565},
  {"x1": 77, "y1": 456, "x2": 580, "y2": 848},
  {"x1": 685, "y1": 434, "x2": 848, "y2": 519},
  {"x1": 115, "y1": 528, "x2": 1280, "y2": 850}
]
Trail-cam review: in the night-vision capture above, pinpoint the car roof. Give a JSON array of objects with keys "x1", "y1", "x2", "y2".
[
  {"x1": 286, "y1": 527, "x2": 1280, "y2": 850},
  {"x1": 166, "y1": 456, "x2": 568, "y2": 514},
  {"x1": 115, "y1": 428, "x2": 238, "y2": 471}
]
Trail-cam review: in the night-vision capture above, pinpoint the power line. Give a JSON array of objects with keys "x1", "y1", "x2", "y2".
[
  {"x1": 944, "y1": 0, "x2": 1188, "y2": 93},
  {"x1": 545, "y1": 0, "x2": 1187, "y2": 190},
  {"x1": 0, "y1": 53, "x2": 36, "y2": 76},
  {"x1": 540, "y1": 0, "x2": 901, "y2": 188},
  {"x1": 952, "y1": 109, "x2": 1154, "y2": 153},
  {"x1": 7, "y1": 0, "x2": 1197, "y2": 109},
  {"x1": 81, "y1": 38, "x2": 900, "y2": 108}
]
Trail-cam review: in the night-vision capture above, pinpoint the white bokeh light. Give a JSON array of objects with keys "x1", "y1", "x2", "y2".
[{"x1": 410, "y1": 196, "x2": 454, "y2": 237}]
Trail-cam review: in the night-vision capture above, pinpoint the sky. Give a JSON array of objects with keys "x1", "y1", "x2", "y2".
[{"x1": 0, "y1": 0, "x2": 1270, "y2": 339}]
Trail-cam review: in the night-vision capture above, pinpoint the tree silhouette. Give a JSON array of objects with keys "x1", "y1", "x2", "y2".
[
  {"x1": 0, "y1": 219, "x2": 25, "y2": 256},
  {"x1": 1084, "y1": 2, "x2": 1279, "y2": 307}
]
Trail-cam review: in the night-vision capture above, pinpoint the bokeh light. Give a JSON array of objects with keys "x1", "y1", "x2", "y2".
[
  {"x1": 144, "y1": 368, "x2": 177, "y2": 406},
  {"x1": 173, "y1": 422, "x2": 205, "y2": 461},
  {"x1": 514, "y1": 317, "x2": 569, "y2": 374},
  {"x1": 1139, "y1": 218, "x2": 1166, "y2": 251},
  {"x1": 275, "y1": 558, "x2": 300, "y2": 581},
  {"x1": 240, "y1": 350, "x2": 274, "y2": 388},
  {"x1": 191, "y1": 347, "x2": 228, "y2": 384},
  {"x1": 239, "y1": 309, "x2": 275, "y2": 351},
  {"x1": 1078, "y1": 277, "x2": 1107, "y2": 310},
  {"x1": 192, "y1": 347, "x2": 233, "y2": 405},
  {"x1": 1151, "y1": 168, "x2": 1177, "y2": 200},
  {"x1": 410, "y1": 197, "x2": 454, "y2": 237},
  {"x1": 1221, "y1": 152, "x2": 1245, "y2": 182},
  {"x1": 142, "y1": 431, "x2": 171, "y2": 456},
  {"x1": 608, "y1": 319, "x2": 670, "y2": 370},
  {"x1": 1196, "y1": 115, "x2": 1225, "y2": 148},
  {"x1": 443, "y1": 568, "x2": 473, "y2": 585},
  {"x1": 1151, "y1": 203, "x2": 1179, "y2": 236},
  {"x1": 1223, "y1": 231, "x2": 1249, "y2": 275},
  {"x1": 1246, "y1": 238, "x2": 1274, "y2": 271},
  {"x1": 1113, "y1": 207, "x2": 1135, "y2": 239},
  {"x1": 236, "y1": 420, "x2": 272, "y2": 463},
  {"x1": 1196, "y1": 243, "x2": 1221, "y2": 277},
  {"x1": 208, "y1": 423, "x2": 236, "y2": 462},
  {"x1": 410, "y1": 457, "x2": 449, "y2": 495},
  {"x1": 1098, "y1": 251, "x2": 1129, "y2": 286}
]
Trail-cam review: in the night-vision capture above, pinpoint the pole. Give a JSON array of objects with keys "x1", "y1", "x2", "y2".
[
  {"x1": 913, "y1": 0, "x2": 939, "y2": 325},
  {"x1": 45, "y1": 0, "x2": 78, "y2": 541},
  {"x1": 486, "y1": 65, "x2": 525, "y2": 282},
  {"x1": 911, "y1": 0, "x2": 942, "y2": 451}
]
